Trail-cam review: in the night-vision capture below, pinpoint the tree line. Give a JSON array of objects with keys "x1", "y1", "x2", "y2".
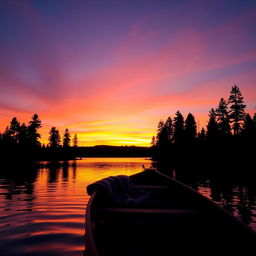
[
  {"x1": 0, "y1": 114, "x2": 79, "y2": 161},
  {"x1": 152, "y1": 85, "x2": 256, "y2": 166}
]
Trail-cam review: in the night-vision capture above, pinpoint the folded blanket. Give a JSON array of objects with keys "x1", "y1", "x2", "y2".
[{"x1": 87, "y1": 175, "x2": 150, "y2": 206}]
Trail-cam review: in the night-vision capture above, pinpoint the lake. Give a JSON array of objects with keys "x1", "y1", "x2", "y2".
[{"x1": 0, "y1": 157, "x2": 255, "y2": 256}]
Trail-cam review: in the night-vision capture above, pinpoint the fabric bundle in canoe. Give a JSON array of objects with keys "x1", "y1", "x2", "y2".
[{"x1": 87, "y1": 175, "x2": 150, "y2": 206}]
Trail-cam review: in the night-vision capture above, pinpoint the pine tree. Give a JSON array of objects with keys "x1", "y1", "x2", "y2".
[
  {"x1": 253, "y1": 113, "x2": 256, "y2": 125},
  {"x1": 173, "y1": 111, "x2": 184, "y2": 144},
  {"x1": 28, "y1": 114, "x2": 42, "y2": 147},
  {"x1": 206, "y1": 108, "x2": 218, "y2": 141},
  {"x1": 215, "y1": 98, "x2": 231, "y2": 136},
  {"x1": 165, "y1": 117, "x2": 173, "y2": 142},
  {"x1": 198, "y1": 128, "x2": 206, "y2": 143},
  {"x1": 253, "y1": 113, "x2": 256, "y2": 139},
  {"x1": 228, "y1": 85, "x2": 246, "y2": 135},
  {"x1": 184, "y1": 113, "x2": 197, "y2": 143},
  {"x1": 49, "y1": 127, "x2": 61, "y2": 148},
  {"x1": 156, "y1": 120, "x2": 165, "y2": 146},
  {"x1": 63, "y1": 128, "x2": 71, "y2": 147},
  {"x1": 1, "y1": 126, "x2": 11, "y2": 146},
  {"x1": 73, "y1": 134, "x2": 78, "y2": 147},
  {"x1": 151, "y1": 136, "x2": 156, "y2": 146},
  {"x1": 156, "y1": 117, "x2": 173, "y2": 146},
  {"x1": 242, "y1": 114, "x2": 256, "y2": 139},
  {"x1": 17, "y1": 123, "x2": 28, "y2": 145},
  {"x1": 3, "y1": 126, "x2": 11, "y2": 138},
  {"x1": 9, "y1": 117, "x2": 20, "y2": 143}
]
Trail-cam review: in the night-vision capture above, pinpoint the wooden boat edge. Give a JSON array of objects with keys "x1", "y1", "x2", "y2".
[
  {"x1": 85, "y1": 192, "x2": 99, "y2": 256},
  {"x1": 149, "y1": 169, "x2": 256, "y2": 235}
]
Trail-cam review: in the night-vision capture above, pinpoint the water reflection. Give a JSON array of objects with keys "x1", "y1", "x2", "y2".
[
  {"x1": 153, "y1": 160, "x2": 256, "y2": 230},
  {"x1": 0, "y1": 167, "x2": 37, "y2": 202},
  {"x1": 0, "y1": 158, "x2": 255, "y2": 256},
  {"x1": 207, "y1": 176, "x2": 256, "y2": 227},
  {"x1": 0, "y1": 158, "x2": 151, "y2": 256}
]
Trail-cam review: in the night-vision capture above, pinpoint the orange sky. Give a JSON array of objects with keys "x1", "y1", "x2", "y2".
[{"x1": 0, "y1": 1, "x2": 255, "y2": 146}]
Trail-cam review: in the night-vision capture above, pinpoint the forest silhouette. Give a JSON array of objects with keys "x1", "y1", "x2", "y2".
[
  {"x1": 151, "y1": 85, "x2": 256, "y2": 172},
  {"x1": 0, "y1": 115, "x2": 150, "y2": 161},
  {"x1": 0, "y1": 85, "x2": 255, "y2": 165},
  {"x1": 0, "y1": 114, "x2": 78, "y2": 161}
]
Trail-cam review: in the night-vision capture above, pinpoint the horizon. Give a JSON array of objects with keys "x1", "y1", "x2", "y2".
[{"x1": 0, "y1": 0, "x2": 256, "y2": 146}]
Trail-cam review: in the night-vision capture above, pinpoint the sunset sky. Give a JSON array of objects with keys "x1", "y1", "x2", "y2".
[{"x1": 0, "y1": 0, "x2": 256, "y2": 146}]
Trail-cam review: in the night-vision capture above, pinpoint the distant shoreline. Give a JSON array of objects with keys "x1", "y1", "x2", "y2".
[
  {"x1": 75, "y1": 145, "x2": 151, "y2": 158},
  {"x1": 0, "y1": 145, "x2": 152, "y2": 164}
]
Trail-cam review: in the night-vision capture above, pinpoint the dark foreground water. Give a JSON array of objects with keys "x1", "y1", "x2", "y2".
[{"x1": 0, "y1": 158, "x2": 255, "y2": 256}]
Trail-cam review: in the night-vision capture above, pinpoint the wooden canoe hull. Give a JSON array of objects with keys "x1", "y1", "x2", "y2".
[{"x1": 85, "y1": 169, "x2": 255, "y2": 256}]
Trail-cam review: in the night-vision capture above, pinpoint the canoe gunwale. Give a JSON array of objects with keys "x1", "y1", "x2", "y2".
[
  {"x1": 85, "y1": 192, "x2": 99, "y2": 256},
  {"x1": 147, "y1": 169, "x2": 256, "y2": 235}
]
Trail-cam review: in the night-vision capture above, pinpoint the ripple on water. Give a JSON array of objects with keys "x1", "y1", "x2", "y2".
[
  {"x1": 0, "y1": 158, "x2": 152, "y2": 256},
  {"x1": 7, "y1": 158, "x2": 253, "y2": 255},
  {"x1": 1, "y1": 233, "x2": 84, "y2": 256},
  {"x1": 1, "y1": 221, "x2": 85, "y2": 239}
]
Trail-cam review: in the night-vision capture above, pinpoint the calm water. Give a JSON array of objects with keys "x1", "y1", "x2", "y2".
[{"x1": 0, "y1": 157, "x2": 255, "y2": 256}]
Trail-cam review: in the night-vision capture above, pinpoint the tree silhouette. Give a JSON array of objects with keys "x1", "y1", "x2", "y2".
[
  {"x1": 3, "y1": 126, "x2": 11, "y2": 141},
  {"x1": 228, "y1": 85, "x2": 246, "y2": 135},
  {"x1": 148, "y1": 86, "x2": 255, "y2": 163},
  {"x1": 63, "y1": 128, "x2": 71, "y2": 147},
  {"x1": 206, "y1": 108, "x2": 218, "y2": 141},
  {"x1": 156, "y1": 120, "x2": 164, "y2": 146},
  {"x1": 215, "y1": 98, "x2": 231, "y2": 136},
  {"x1": 0, "y1": 113, "x2": 80, "y2": 160},
  {"x1": 165, "y1": 117, "x2": 173, "y2": 142},
  {"x1": 28, "y1": 114, "x2": 42, "y2": 147},
  {"x1": 73, "y1": 134, "x2": 78, "y2": 147},
  {"x1": 253, "y1": 113, "x2": 256, "y2": 126},
  {"x1": 156, "y1": 117, "x2": 173, "y2": 146},
  {"x1": 18, "y1": 123, "x2": 28, "y2": 146},
  {"x1": 173, "y1": 111, "x2": 184, "y2": 144},
  {"x1": 242, "y1": 114, "x2": 256, "y2": 139},
  {"x1": 198, "y1": 128, "x2": 206, "y2": 143},
  {"x1": 157, "y1": 120, "x2": 164, "y2": 132},
  {"x1": 9, "y1": 117, "x2": 20, "y2": 143},
  {"x1": 252, "y1": 113, "x2": 256, "y2": 138},
  {"x1": 184, "y1": 113, "x2": 197, "y2": 143},
  {"x1": 49, "y1": 127, "x2": 61, "y2": 148},
  {"x1": 151, "y1": 136, "x2": 156, "y2": 146}
]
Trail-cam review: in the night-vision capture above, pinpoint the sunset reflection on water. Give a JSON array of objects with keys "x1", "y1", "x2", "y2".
[
  {"x1": 0, "y1": 158, "x2": 151, "y2": 256},
  {"x1": 0, "y1": 157, "x2": 256, "y2": 256}
]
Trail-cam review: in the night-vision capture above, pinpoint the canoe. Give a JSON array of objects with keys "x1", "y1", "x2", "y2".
[{"x1": 85, "y1": 169, "x2": 255, "y2": 256}]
